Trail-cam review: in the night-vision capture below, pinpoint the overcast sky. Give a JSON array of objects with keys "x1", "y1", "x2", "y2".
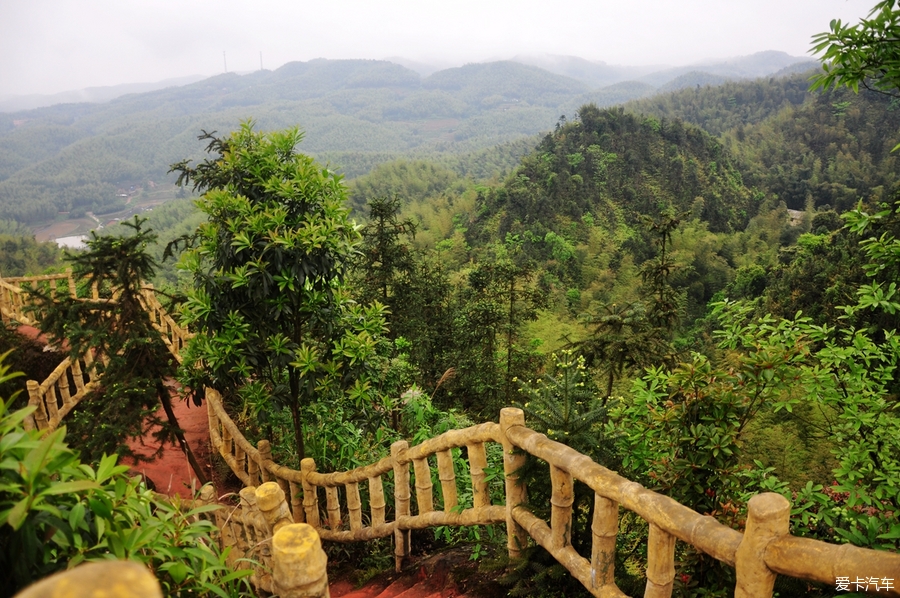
[{"x1": 0, "y1": 0, "x2": 877, "y2": 98}]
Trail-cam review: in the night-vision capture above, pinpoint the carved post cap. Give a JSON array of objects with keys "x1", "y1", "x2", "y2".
[
  {"x1": 272, "y1": 524, "x2": 328, "y2": 591},
  {"x1": 300, "y1": 457, "x2": 316, "y2": 473},
  {"x1": 199, "y1": 483, "x2": 217, "y2": 502},
  {"x1": 14, "y1": 561, "x2": 161, "y2": 598},
  {"x1": 239, "y1": 486, "x2": 258, "y2": 506},
  {"x1": 256, "y1": 481, "x2": 286, "y2": 511},
  {"x1": 747, "y1": 492, "x2": 790, "y2": 526},
  {"x1": 500, "y1": 407, "x2": 525, "y2": 429}
]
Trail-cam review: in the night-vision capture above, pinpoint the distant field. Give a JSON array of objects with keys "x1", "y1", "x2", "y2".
[{"x1": 32, "y1": 185, "x2": 179, "y2": 243}]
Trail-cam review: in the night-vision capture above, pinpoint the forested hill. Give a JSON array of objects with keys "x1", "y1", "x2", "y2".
[
  {"x1": 628, "y1": 71, "x2": 900, "y2": 211},
  {"x1": 0, "y1": 56, "x2": 811, "y2": 225},
  {"x1": 465, "y1": 104, "x2": 753, "y2": 271}
]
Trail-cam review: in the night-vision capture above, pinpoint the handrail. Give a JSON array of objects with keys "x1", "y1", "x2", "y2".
[
  {"x1": 4, "y1": 272, "x2": 899, "y2": 597},
  {"x1": 23, "y1": 351, "x2": 101, "y2": 432}
]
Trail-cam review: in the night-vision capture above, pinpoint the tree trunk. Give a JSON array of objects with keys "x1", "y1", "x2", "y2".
[
  {"x1": 288, "y1": 370, "x2": 305, "y2": 461},
  {"x1": 156, "y1": 380, "x2": 209, "y2": 486}
]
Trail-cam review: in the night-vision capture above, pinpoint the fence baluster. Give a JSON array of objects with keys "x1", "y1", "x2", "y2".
[
  {"x1": 28, "y1": 380, "x2": 48, "y2": 429},
  {"x1": 413, "y1": 457, "x2": 434, "y2": 514},
  {"x1": 591, "y1": 494, "x2": 618, "y2": 591},
  {"x1": 550, "y1": 464, "x2": 574, "y2": 550},
  {"x1": 369, "y1": 475, "x2": 385, "y2": 528},
  {"x1": 436, "y1": 449, "x2": 457, "y2": 513},
  {"x1": 467, "y1": 442, "x2": 489, "y2": 508},
  {"x1": 645, "y1": 523, "x2": 676, "y2": 598},
  {"x1": 346, "y1": 482, "x2": 362, "y2": 531},
  {"x1": 391, "y1": 440, "x2": 411, "y2": 572},
  {"x1": 288, "y1": 480, "x2": 305, "y2": 523},
  {"x1": 301, "y1": 458, "x2": 320, "y2": 528},
  {"x1": 325, "y1": 487, "x2": 341, "y2": 529},
  {"x1": 248, "y1": 450, "x2": 260, "y2": 487},
  {"x1": 71, "y1": 357, "x2": 85, "y2": 393},
  {"x1": 44, "y1": 384, "x2": 59, "y2": 425}
]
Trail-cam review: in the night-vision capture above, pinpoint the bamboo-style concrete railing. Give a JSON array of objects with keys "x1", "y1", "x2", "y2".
[
  {"x1": 21, "y1": 350, "x2": 101, "y2": 432},
  {"x1": 206, "y1": 397, "x2": 900, "y2": 598},
  {"x1": 0, "y1": 272, "x2": 75, "y2": 326},
  {"x1": 12, "y1": 483, "x2": 328, "y2": 598},
  {"x1": 192, "y1": 482, "x2": 329, "y2": 597},
  {"x1": 140, "y1": 284, "x2": 193, "y2": 363},
  {"x1": 3, "y1": 272, "x2": 899, "y2": 597},
  {"x1": 1, "y1": 273, "x2": 188, "y2": 431}
]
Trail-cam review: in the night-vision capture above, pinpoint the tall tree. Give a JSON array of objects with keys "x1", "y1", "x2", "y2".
[
  {"x1": 30, "y1": 217, "x2": 207, "y2": 483},
  {"x1": 171, "y1": 123, "x2": 384, "y2": 461}
]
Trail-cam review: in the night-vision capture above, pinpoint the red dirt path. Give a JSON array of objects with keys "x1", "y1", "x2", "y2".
[
  {"x1": 16, "y1": 326, "x2": 212, "y2": 499},
  {"x1": 123, "y1": 382, "x2": 212, "y2": 499}
]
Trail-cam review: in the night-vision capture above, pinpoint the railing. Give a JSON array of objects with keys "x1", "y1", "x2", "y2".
[
  {"x1": 12, "y1": 484, "x2": 328, "y2": 598},
  {"x1": 0, "y1": 272, "x2": 75, "y2": 326},
  {"x1": 4, "y1": 272, "x2": 900, "y2": 597},
  {"x1": 1, "y1": 274, "x2": 184, "y2": 431},
  {"x1": 207, "y1": 397, "x2": 900, "y2": 598},
  {"x1": 140, "y1": 285, "x2": 193, "y2": 363},
  {"x1": 193, "y1": 482, "x2": 329, "y2": 596},
  {"x1": 22, "y1": 351, "x2": 101, "y2": 432}
]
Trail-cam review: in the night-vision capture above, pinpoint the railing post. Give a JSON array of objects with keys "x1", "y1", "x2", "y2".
[
  {"x1": 14, "y1": 561, "x2": 162, "y2": 598},
  {"x1": 66, "y1": 269, "x2": 76, "y2": 298},
  {"x1": 258, "y1": 439, "x2": 272, "y2": 483},
  {"x1": 591, "y1": 494, "x2": 618, "y2": 591},
  {"x1": 645, "y1": 523, "x2": 676, "y2": 598},
  {"x1": 27, "y1": 380, "x2": 48, "y2": 430},
  {"x1": 391, "y1": 440, "x2": 411, "y2": 572},
  {"x1": 256, "y1": 481, "x2": 293, "y2": 535},
  {"x1": 301, "y1": 458, "x2": 320, "y2": 528},
  {"x1": 272, "y1": 524, "x2": 329, "y2": 598},
  {"x1": 500, "y1": 407, "x2": 528, "y2": 559},
  {"x1": 734, "y1": 492, "x2": 790, "y2": 598},
  {"x1": 550, "y1": 464, "x2": 574, "y2": 550}
]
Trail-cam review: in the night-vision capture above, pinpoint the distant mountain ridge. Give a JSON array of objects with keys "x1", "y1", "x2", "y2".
[
  {"x1": 0, "y1": 75, "x2": 207, "y2": 113},
  {"x1": 1, "y1": 51, "x2": 814, "y2": 114},
  {"x1": 510, "y1": 50, "x2": 815, "y2": 88},
  {"x1": 0, "y1": 54, "x2": 819, "y2": 224}
]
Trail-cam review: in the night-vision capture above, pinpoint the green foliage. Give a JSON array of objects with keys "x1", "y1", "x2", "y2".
[
  {"x1": 0, "y1": 233, "x2": 62, "y2": 277},
  {"x1": 173, "y1": 122, "x2": 387, "y2": 461},
  {"x1": 0, "y1": 374, "x2": 252, "y2": 597},
  {"x1": 518, "y1": 350, "x2": 611, "y2": 462},
  {"x1": 811, "y1": 0, "x2": 900, "y2": 98},
  {"x1": 28, "y1": 217, "x2": 206, "y2": 482}
]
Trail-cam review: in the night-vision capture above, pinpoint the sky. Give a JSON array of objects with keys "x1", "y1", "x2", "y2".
[{"x1": 0, "y1": 0, "x2": 877, "y2": 98}]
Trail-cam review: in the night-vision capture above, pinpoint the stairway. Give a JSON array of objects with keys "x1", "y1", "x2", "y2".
[{"x1": 329, "y1": 548, "x2": 500, "y2": 598}]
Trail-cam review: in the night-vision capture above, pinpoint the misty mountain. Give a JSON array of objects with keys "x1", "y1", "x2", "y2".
[
  {"x1": 636, "y1": 51, "x2": 816, "y2": 87},
  {"x1": 0, "y1": 55, "x2": 824, "y2": 224},
  {"x1": 0, "y1": 75, "x2": 208, "y2": 113},
  {"x1": 656, "y1": 72, "x2": 731, "y2": 93},
  {"x1": 509, "y1": 54, "x2": 660, "y2": 88},
  {"x1": 511, "y1": 50, "x2": 814, "y2": 89}
]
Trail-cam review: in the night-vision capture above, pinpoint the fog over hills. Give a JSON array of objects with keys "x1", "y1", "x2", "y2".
[
  {"x1": 0, "y1": 51, "x2": 820, "y2": 225},
  {"x1": 1, "y1": 51, "x2": 815, "y2": 114}
]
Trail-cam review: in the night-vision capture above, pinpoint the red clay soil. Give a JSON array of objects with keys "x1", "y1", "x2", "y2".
[
  {"x1": 329, "y1": 547, "x2": 505, "y2": 598},
  {"x1": 123, "y1": 382, "x2": 213, "y2": 499}
]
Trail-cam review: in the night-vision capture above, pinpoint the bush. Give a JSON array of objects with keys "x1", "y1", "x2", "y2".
[{"x1": 0, "y1": 361, "x2": 253, "y2": 597}]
